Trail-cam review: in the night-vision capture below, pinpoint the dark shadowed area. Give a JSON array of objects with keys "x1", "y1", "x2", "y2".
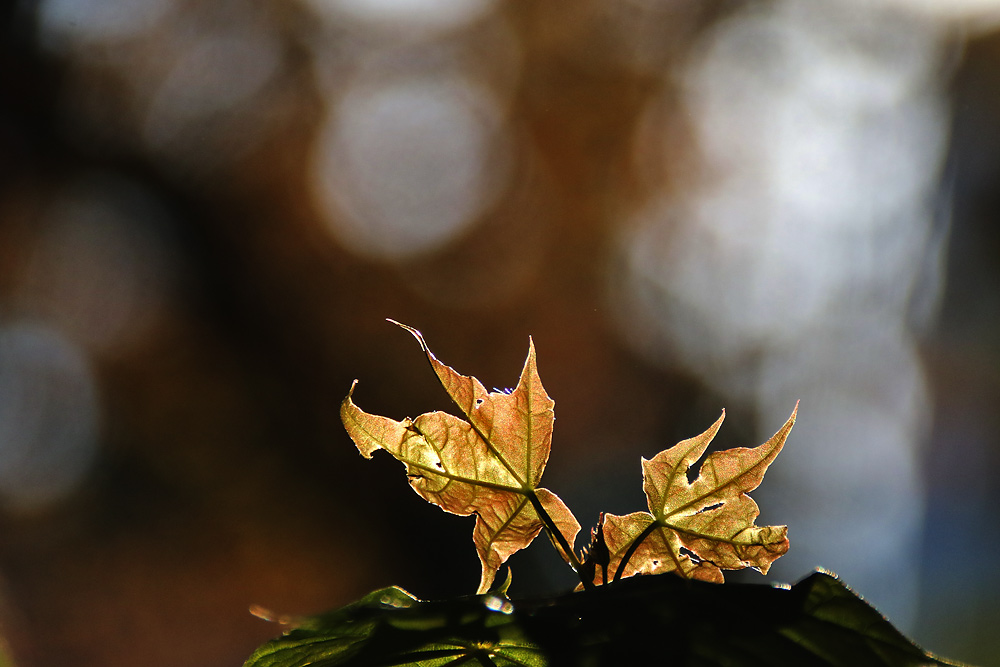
[{"x1": 0, "y1": 1, "x2": 998, "y2": 665}]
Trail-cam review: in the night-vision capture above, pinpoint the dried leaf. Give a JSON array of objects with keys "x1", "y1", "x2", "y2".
[
  {"x1": 597, "y1": 405, "x2": 797, "y2": 584},
  {"x1": 341, "y1": 323, "x2": 580, "y2": 593}
]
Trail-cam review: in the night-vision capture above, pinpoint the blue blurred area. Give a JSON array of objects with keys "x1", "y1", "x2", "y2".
[{"x1": 0, "y1": 1, "x2": 998, "y2": 666}]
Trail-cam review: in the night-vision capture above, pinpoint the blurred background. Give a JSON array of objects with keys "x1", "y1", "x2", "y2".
[{"x1": 1, "y1": 0, "x2": 999, "y2": 664}]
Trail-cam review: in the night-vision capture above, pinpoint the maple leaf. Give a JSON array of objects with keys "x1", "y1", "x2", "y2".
[
  {"x1": 593, "y1": 405, "x2": 797, "y2": 585},
  {"x1": 341, "y1": 322, "x2": 581, "y2": 594}
]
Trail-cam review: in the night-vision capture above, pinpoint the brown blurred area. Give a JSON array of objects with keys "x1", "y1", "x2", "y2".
[{"x1": 0, "y1": 1, "x2": 998, "y2": 665}]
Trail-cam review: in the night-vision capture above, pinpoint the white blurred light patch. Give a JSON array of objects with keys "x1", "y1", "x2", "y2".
[
  {"x1": 142, "y1": 24, "x2": 282, "y2": 154},
  {"x1": 37, "y1": 0, "x2": 175, "y2": 49},
  {"x1": 14, "y1": 176, "x2": 176, "y2": 356},
  {"x1": 0, "y1": 324, "x2": 99, "y2": 514},
  {"x1": 878, "y1": 0, "x2": 1000, "y2": 27},
  {"x1": 304, "y1": 0, "x2": 497, "y2": 36},
  {"x1": 312, "y1": 74, "x2": 509, "y2": 260},
  {"x1": 613, "y1": 0, "x2": 950, "y2": 628}
]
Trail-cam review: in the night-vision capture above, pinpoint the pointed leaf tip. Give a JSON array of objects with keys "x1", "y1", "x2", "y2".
[
  {"x1": 341, "y1": 330, "x2": 580, "y2": 594},
  {"x1": 598, "y1": 407, "x2": 795, "y2": 585},
  {"x1": 387, "y1": 319, "x2": 430, "y2": 352}
]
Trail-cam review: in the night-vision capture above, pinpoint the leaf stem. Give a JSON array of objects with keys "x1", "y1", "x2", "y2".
[
  {"x1": 527, "y1": 490, "x2": 594, "y2": 591},
  {"x1": 613, "y1": 521, "x2": 659, "y2": 583}
]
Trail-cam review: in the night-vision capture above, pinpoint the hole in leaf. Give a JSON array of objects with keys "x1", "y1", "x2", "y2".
[
  {"x1": 695, "y1": 502, "x2": 723, "y2": 515},
  {"x1": 475, "y1": 398, "x2": 484, "y2": 406},
  {"x1": 679, "y1": 546, "x2": 701, "y2": 562},
  {"x1": 685, "y1": 465, "x2": 698, "y2": 485}
]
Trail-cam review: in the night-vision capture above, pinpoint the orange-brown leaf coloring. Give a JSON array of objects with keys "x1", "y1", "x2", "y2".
[
  {"x1": 593, "y1": 405, "x2": 796, "y2": 586},
  {"x1": 341, "y1": 323, "x2": 580, "y2": 593}
]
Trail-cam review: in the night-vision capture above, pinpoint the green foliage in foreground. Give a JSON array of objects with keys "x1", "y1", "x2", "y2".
[{"x1": 244, "y1": 570, "x2": 964, "y2": 667}]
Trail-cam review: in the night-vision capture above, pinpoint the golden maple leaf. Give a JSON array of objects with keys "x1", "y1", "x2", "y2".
[
  {"x1": 341, "y1": 322, "x2": 580, "y2": 593},
  {"x1": 591, "y1": 406, "x2": 796, "y2": 586}
]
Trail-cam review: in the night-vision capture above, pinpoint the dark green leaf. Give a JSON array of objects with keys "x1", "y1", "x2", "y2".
[
  {"x1": 245, "y1": 585, "x2": 546, "y2": 667},
  {"x1": 244, "y1": 571, "x2": 966, "y2": 667}
]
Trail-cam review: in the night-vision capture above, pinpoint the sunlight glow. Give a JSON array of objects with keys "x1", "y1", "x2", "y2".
[
  {"x1": 142, "y1": 24, "x2": 282, "y2": 157},
  {"x1": 304, "y1": 0, "x2": 497, "y2": 36},
  {"x1": 311, "y1": 73, "x2": 509, "y2": 260}
]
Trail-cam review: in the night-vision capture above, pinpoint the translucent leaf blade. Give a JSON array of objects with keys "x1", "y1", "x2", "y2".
[
  {"x1": 641, "y1": 411, "x2": 725, "y2": 513},
  {"x1": 392, "y1": 321, "x2": 554, "y2": 487},
  {"x1": 340, "y1": 326, "x2": 579, "y2": 594},
  {"x1": 603, "y1": 405, "x2": 797, "y2": 583},
  {"x1": 598, "y1": 511, "x2": 724, "y2": 584}
]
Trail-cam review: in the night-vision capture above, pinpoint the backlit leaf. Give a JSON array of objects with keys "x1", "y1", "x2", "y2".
[
  {"x1": 247, "y1": 329, "x2": 970, "y2": 667},
  {"x1": 341, "y1": 323, "x2": 580, "y2": 593},
  {"x1": 596, "y1": 404, "x2": 796, "y2": 584}
]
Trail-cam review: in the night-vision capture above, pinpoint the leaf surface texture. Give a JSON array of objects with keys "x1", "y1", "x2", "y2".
[
  {"x1": 341, "y1": 323, "x2": 580, "y2": 593},
  {"x1": 595, "y1": 406, "x2": 797, "y2": 585}
]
